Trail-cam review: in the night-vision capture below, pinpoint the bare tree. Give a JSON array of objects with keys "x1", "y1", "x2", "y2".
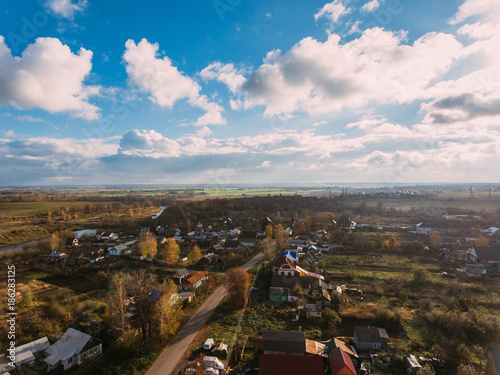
[{"x1": 125, "y1": 269, "x2": 158, "y2": 341}]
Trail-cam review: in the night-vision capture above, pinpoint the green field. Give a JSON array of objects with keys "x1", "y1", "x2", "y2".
[{"x1": 0, "y1": 201, "x2": 111, "y2": 218}]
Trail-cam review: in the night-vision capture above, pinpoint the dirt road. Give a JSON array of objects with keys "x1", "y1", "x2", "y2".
[{"x1": 145, "y1": 252, "x2": 264, "y2": 375}]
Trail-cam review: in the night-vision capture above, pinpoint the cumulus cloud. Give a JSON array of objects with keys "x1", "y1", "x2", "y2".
[
  {"x1": 46, "y1": 0, "x2": 87, "y2": 19},
  {"x1": 361, "y1": 0, "x2": 380, "y2": 13},
  {"x1": 448, "y1": 0, "x2": 500, "y2": 25},
  {"x1": 314, "y1": 0, "x2": 351, "y2": 24},
  {"x1": 240, "y1": 28, "x2": 463, "y2": 117},
  {"x1": 123, "y1": 38, "x2": 226, "y2": 125},
  {"x1": 0, "y1": 36, "x2": 100, "y2": 120},
  {"x1": 199, "y1": 62, "x2": 247, "y2": 93}
]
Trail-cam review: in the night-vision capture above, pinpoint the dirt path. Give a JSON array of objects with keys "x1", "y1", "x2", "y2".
[{"x1": 145, "y1": 252, "x2": 263, "y2": 375}]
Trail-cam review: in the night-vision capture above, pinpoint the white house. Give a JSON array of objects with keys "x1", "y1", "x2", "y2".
[
  {"x1": 44, "y1": 328, "x2": 102, "y2": 371},
  {"x1": 416, "y1": 222, "x2": 433, "y2": 235}
]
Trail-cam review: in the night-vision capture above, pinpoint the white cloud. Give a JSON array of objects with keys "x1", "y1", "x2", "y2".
[
  {"x1": 314, "y1": 0, "x2": 351, "y2": 24},
  {"x1": 361, "y1": 0, "x2": 380, "y2": 13},
  {"x1": 16, "y1": 115, "x2": 47, "y2": 123},
  {"x1": 0, "y1": 36, "x2": 100, "y2": 120},
  {"x1": 199, "y1": 62, "x2": 247, "y2": 93},
  {"x1": 448, "y1": 0, "x2": 500, "y2": 25},
  {"x1": 196, "y1": 126, "x2": 213, "y2": 137},
  {"x1": 241, "y1": 28, "x2": 463, "y2": 117},
  {"x1": 123, "y1": 38, "x2": 226, "y2": 125},
  {"x1": 46, "y1": 0, "x2": 87, "y2": 19},
  {"x1": 257, "y1": 160, "x2": 271, "y2": 168}
]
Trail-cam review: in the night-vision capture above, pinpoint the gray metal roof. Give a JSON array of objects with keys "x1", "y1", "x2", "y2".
[
  {"x1": 262, "y1": 330, "x2": 306, "y2": 354},
  {"x1": 45, "y1": 328, "x2": 97, "y2": 366}
]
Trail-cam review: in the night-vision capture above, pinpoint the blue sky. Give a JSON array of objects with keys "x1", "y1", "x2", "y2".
[{"x1": 0, "y1": 0, "x2": 499, "y2": 186}]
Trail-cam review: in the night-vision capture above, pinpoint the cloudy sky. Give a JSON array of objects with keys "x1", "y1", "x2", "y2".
[{"x1": 0, "y1": 0, "x2": 499, "y2": 186}]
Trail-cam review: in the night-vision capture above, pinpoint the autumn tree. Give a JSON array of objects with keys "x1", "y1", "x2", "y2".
[
  {"x1": 264, "y1": 224, "x2": 273, "y2": 239},
  {"x1": 156, "y1": 280, "x2": 183, "y2": 339},
  {"x1": 474, "y1": 236, "x2": 490, "y2": 247},
  {"x1": 138, "y1": 232, "x2": 158, "y2": 259},
  {"x1": 191, "y1": 245, "x2": 202, "y2": 261},
  {"x1": 125, "y1": 269, "x2": 158, "y2": 341},
  {"x1": 262, "y1": 237, "x2": 277, "y2": 261},
  {"x1": 163, "y1": 238, "x2": 180, "y2": 264},
  {"x1": 107, "y1": 272, "x2": 128, "y2": 339},
  {"x1": 47, "y1": 233, "x2": 60, "y2": 252},
  {"x1": 429, "y1": 232, "x2": 443, "y2": 249},
  {"x1": 274, "y1": 224, "x2": 289, "y2": 252},
  {"x1": 293, "y1": 221, "x2": 307, "y2": 235},
  {"x1": 225, "y1": 268, "x2": 250, "y2": 308}
]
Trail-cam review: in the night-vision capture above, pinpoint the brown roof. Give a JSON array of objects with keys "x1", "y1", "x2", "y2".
[
  {"x1": 305, "y1": 339, "x2": 326, "y2": 356},
  {"x1": 260, "y1": 354, "x2": 325, "y2": 375},
  {"x1": 329, "y1": 347, "x2": 357, "y2": 375},
  {"x1": 181, "y1": 271, "x2": 206, "y2": 287},
  {"x1": 272, "y1": 255, "x2": 297, "y2": 270},
  {"x1": 262, "y1": 330, "x2": 306, "y2": 354},
  {"x1": 271, "y1": 274, "x2": 310, "y2": 291}
]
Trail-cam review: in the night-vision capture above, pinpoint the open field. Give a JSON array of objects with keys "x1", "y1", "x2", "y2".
[{"x1": 0, "y1": 201, "x2": 114, "y2": 218}]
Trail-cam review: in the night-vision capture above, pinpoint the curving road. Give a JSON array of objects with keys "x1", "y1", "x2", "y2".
[{"x1": 145, "y1": 252, "x2": 264, "y2": 375}]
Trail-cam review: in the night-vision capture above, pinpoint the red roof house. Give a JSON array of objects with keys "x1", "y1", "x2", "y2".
[
  {"x1": 329, "y1": 347, "x2": 357, "y2": 375},
  {"x1": 260, "y1": 354, "x2": 325, "y2": 375}
]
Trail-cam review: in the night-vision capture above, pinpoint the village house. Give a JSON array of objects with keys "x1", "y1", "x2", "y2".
[
  {"x1": 260, "y1": 354, "x2": 325, "y2": 375},
  {"x1": 306, "y1": 303, "x2": 322, "y2": 319},
  {"x1": 10, "y1": 336, "x2": 50, "y2": 370},
  {"x1": 354, "y1": 326, "x2": 390, "y2": 352},
  {"x1": 470, "y1": 246, "x2": 500, "y2": 265},
  {"x1": 262, "y1": 330, "x2": 306, "y2": 355},
  {"x1": 107, "y1": 243, "x2": 128, "y2": 256},
  {"x1": 97, "y1": 231, "x2": 118, "y2": 241},
  {"x1": 239, "y1": 231, "x2": 258, "y2": 247},
  {"x1": 270, "y1": 274, "x2": 310, "y2": 302},
  {"x1": 338, "y1": 215, "x2": 356, "y2": 233},
  {"x1": 44, "y1": 328, "x2": 102, "y2": 371},
  {"x1": 180, "y1": 271, "x2": 207, "y2": 291},
  {"x1": 415, "y1": 222, "x2": 433, "y2": 235},
  {"x1": 65, "y1": 237, "x2": 79, "y2": 247},
  {"x1": 329, "y1": 347, "x2": 357, "y2": 375},
  {"x1": 173, "y1": 268, "x2": 190, "y2": 284}
]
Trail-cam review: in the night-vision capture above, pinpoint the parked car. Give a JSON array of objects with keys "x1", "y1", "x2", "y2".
[{"x1": 203, "y1": 338, "x2": 215, "y2": 350}]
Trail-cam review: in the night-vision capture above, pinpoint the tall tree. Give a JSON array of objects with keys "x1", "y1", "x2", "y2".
[
  {"x1": 163, "y1": 238, "x2": 180, "y2": 264},
  {"x1": 125, "y1": 270, "x2": 158, "y2": 341},
  {"x1": 107, "y1": 272, "x2": 128, "y2": 339},
  {"x1": 225, "y1": 268, "x2": 250, "y2": 308},
  {"x1": 191, "y1": 245, "x2": 202, "y2": 261},
  {"x1": 264, "y1": 224, "x2": 273, "y2": 239},
  {"x1": 156, "y1": 280, "x2": 183, "y2": 339},
  {"x1": 47, "y1": 233, "x2": 60, "y2": 252},
  {"x1": 262, "y1": 237, "x2": 277, "y2": 261},
  {"x1": 138, "y1": 232, "x2": 158, "y2": 259},
  {"x1": 274, "y1": 224, "x2": 289, "y2": 252}
]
